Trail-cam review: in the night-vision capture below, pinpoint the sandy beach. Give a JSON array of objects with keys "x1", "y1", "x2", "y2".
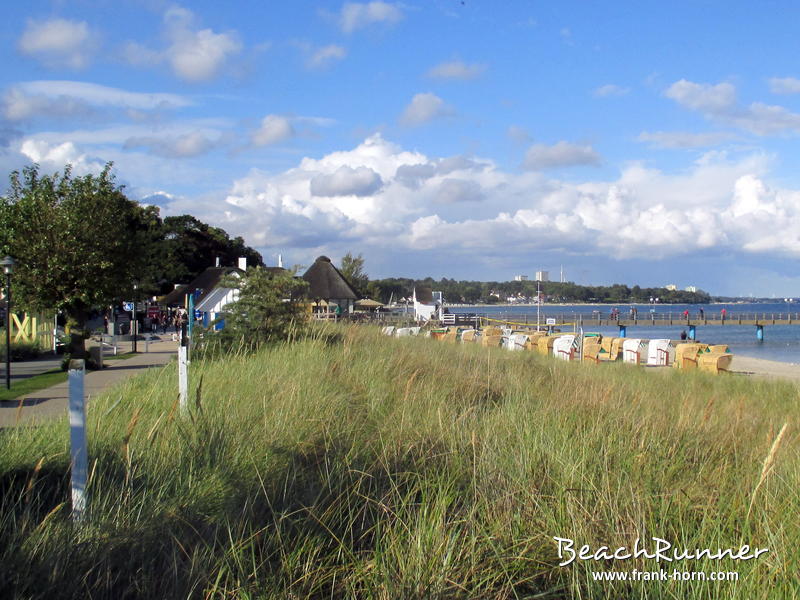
[{"x1": 730, "y1": 355, "x2": 800, "y2": 383}]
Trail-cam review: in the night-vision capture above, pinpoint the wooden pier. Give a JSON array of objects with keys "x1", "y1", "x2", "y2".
[{"x1": 460, "y1": 311, "x2": 800, "y2": 340}]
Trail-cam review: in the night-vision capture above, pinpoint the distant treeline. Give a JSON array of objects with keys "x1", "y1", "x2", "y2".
[{"x1": 366, "y1": 278, "x2": 711, "y2": 305}]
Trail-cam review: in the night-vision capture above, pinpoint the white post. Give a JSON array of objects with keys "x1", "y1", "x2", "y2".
[
  {"x1": 69, "y1": 359, "x2": 87, "y2": 521},
  {"x1": 178, "y1": 325, "x2": 188, "y2": 415}
]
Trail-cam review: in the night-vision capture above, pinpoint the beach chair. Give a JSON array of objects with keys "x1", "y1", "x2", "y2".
[
  {"x1": 673, "y1": 343, "x2": 709, "y2": 369},
  {"x1": 622, "y1": 339, "x2": 648, "y2": 364},
  {"x1": 460, "y1": 329, "x2": 476, "y2": 342},
  {"x1": 582, "y1": 339, "x2": 603, "y2": 363},
  {"x1": 698, "y1": 352, "x2": 734, "y2": 374},
  {"x1": 647, "y1": 339, "x2": 675, "y2": 366},
  {"x1": 553, "y1": 335, "x2": 577, "y2": 360}
]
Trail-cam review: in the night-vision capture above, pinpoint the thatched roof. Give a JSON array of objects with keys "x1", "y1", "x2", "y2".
[
  {"x1": 355, "y1": 298, "x2": 383, "y2": 307},
  {"x1": 302, "y1": 256, "x2": 358, "y2": 300},
  {"x1": 160, "y1": 267, "x2": 241, "y2": 306}
]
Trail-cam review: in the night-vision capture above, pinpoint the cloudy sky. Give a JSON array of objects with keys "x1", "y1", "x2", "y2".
[{"x1": 3, "y1": 1, "x2": 800, "y2": 296}]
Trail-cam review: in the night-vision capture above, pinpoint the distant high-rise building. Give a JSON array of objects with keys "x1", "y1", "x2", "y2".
[
  {"x1": 665, "y1": 284, "x2": 677, "y2": 291},
  {"x1": 514, "y1": 275, "x2": 528, "y2": 281},
  {"x1": 535, "y1": 271, "x2": 549, "y2": 282},
  {"x1": 685, "y1": 286, "x2": 697, "y2": 293}
]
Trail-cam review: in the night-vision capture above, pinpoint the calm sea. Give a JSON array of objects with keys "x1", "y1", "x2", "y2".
[{"x1": 449, "y1": 302, "x2": 800, "y2": 365}]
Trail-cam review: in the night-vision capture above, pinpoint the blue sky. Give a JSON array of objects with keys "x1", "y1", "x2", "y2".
[{"x1": 3, "y1": 1, "x2": 800, "y2": 296}]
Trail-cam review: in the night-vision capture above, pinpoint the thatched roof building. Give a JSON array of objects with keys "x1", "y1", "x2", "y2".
[
  {"x1": 160, "y1": 267, "x2": 241, "y2": 306},
  {"x1": 302, "y1": 256, "x2": 358, "y2": 314}
]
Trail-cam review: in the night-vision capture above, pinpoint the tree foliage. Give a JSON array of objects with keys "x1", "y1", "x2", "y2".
[
  {"x1": 339, "y1": 252, "x2": 369, "y2": 297},
  {"x1": 0, "y1": 164, "x2": 151, "y2": 356},
  {"x1": 209, "y1": 267, "x2": 309, "y2": 353},
  {"x1": 364, "y1": 276, "x2": 711, "y2": 305},
  {"x1": 147, "y1": 215, "x2": 263, "y2": 294}
]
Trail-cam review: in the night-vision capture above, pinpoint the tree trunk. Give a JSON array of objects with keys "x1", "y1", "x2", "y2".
[{"x1": 66, "y1": 310, "x2": 88, "y2": 360}]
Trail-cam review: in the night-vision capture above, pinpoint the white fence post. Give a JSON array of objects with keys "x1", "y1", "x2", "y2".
[
  {"x1": 178, "y1": 324, "x2": 188, "y2": 416},
  {"x1": 69, "y1": 359, "x2": 87, "y2": 522}
]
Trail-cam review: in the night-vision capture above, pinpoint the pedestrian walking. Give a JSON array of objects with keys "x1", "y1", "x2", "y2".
[{"x1": 721, "y1": 308, "x2": 727, "y2": 323}]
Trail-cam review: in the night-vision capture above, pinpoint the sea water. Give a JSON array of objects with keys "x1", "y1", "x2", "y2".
[{"x1": 449, "y1": 303, "x2": 800, "y2": 365}]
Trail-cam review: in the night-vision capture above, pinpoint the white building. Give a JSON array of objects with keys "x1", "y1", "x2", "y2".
[
  {"x1": 413, "y1": 287, "x2": 442, "y2": 322},
  {"x1": 535, "y1": 271, "x2": 549, "y2": 282},
  {"x1": 685, "y1": 286, "x2": 698, "y2": 293},
  {"x1": 665, "y1": 284, "x2": 677, "y2": 291},
  {"x1": 514, "y1": 275, "x2": 528, "y2": 281}
]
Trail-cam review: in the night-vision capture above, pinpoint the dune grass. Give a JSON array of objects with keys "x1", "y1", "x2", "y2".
[{"x1": 0, "y1": 324, "x2": 797, "y2": 599}]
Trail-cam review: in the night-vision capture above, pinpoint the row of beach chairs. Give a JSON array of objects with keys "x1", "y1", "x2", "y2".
[{"x1": 381, "y1": 326, "x2": 734, "y2": 374}]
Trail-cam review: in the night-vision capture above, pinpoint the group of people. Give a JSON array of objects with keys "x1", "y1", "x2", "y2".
[
  {"x1": 608, "y1": 306, "x2": 730, "y2": 321},
  {"x1": 107, "y1": 306, "x2": 190, "y2": 336},
  {"x1": 147, "y1": 308, "x2": 189, "y2": 334}
]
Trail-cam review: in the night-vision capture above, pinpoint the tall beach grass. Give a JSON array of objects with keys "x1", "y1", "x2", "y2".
[{"x1": 0, "y1": 324, "x2": 797, "y2": 598}]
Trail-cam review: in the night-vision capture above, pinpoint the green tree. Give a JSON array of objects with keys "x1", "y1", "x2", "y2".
[
  {"x1": 148, "y1": 215, "x2": 263, "y2": 295},
  {"x1": 339, "y1": 252, "x2": 369, "y2": 297},
  {"x1": 0, "y1": 164, "x2": 152, "y2": 358},
  {"x1": 213, "y1": 266, "x2": 309, "y2": 352}
]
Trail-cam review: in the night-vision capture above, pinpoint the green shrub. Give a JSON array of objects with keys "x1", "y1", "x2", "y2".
[{"x1": 0, "y1": 339, "x2": 42, "y2": 361}]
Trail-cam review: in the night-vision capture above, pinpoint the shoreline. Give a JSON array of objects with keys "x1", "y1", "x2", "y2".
[{"x1": 729, "y1": 356, "x2": 800, "y2": 383}]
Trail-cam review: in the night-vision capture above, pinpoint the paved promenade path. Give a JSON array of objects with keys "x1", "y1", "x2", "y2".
[{"x1": 0, "y1": 339, "x2": 178, "y2": 428}]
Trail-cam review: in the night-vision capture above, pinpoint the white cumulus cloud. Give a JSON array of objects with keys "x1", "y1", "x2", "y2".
[
  {"x1": 593, "y1": 84, "x2": 630, "y2": 97},
  {"x1": 665, "y1": 80, "x2": 736, "y2": 112},
  {"x1": 307, "y1": 44, "x2": 347, "y2": 69},
  {"x1": 310, "y1": 166, "x2": 383, "y2": 196},
  {"x1": 339, "y1": 1, "x2": 403, "y2": 33},
  {"x1": 426, "y1": 60, "x2": 486, "y2": 80},
  {"x1": 665, "y1": 78, "x2": 800, "y2": 136},
  {"x1": 400, "y1": 93, "x2": 452, "y2": 126},
  {"x1": 252, "y1": 115, "x2": 295, "y2": 146},
  {"x1": 122, "y1": 6, "x2": 242, "y2": 82},
  {"x1": 768, "y1": 77, "x2": 800, "y2": 94},
  {"x1": 18, "y1": 139, "x2": 104, "y2": 174},
  {"x1": 18, "y1": 18, "x2": 97, "y2": 69}
]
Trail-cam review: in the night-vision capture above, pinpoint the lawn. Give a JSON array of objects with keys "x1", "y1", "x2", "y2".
[
  {"x1": 0, "y1": 369, "x2": 67, "y2": 403},
  {"x1": 0, "y1": 324, "x2": 796, "y2": 599}
]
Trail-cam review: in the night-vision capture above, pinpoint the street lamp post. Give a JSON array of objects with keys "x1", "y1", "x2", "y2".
[{"x1": 2, "y1": 256, "x2": 15, "y2": 390}]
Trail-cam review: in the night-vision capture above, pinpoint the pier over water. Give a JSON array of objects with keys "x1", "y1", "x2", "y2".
[{"x1": 453, "y1": 311, "x2": 800, "y2": 340}]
